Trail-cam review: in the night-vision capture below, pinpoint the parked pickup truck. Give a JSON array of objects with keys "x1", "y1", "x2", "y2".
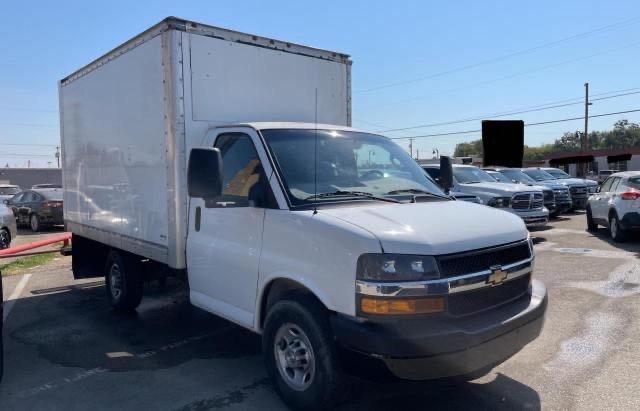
[
  {"x1": 424, "y1": 164, "x2": 549, "y2": 227},
  {"x1": 60, "y1": 17, "x2": 547, "y2": 410},
  {"x1": 522, "y1": 168, "x2": 595, "y2": 210},
  {"x1": 484, "y1": 167, "x2": 571, "y2": 218}
]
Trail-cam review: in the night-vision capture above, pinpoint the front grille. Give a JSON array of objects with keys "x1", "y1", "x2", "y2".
[
  {"x1": 448, "y1": 274, "x2": 531, "y2": 316},
  {"x1": 554, "y1": 189, "x2": 570, "y2": 201},
  {"x1": 570, "y1": 186, "x2": 587, "y2": 198},
  {"x1": 531, "y1": 193, "x2": 543, "y2": 209},
  {"x1": 437, "y1": 241, "x2": 531, "y2": 278},
  {"x1": 543, "y1": 189, "x2": 554, "y2": 202},
  {"x1": 511, "y1": 193, "x2": 543, "y2": 210},
  {"x1": 512, "y1": 194, "x2": 531, "y2": 210}
]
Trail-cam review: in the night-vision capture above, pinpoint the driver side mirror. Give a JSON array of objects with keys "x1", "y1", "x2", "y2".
[
  {"x1": 188, "y1": 148, "x2": 223, "y2": 199},
  {"x1": 596, "y1": 186, "x2": 601, "y2": 193},
  {"x1": 439, "y1": 156, "x2": 454, "y2": 195}
]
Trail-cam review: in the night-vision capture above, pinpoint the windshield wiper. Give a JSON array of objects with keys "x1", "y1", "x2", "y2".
[
  {"x1": 304, "y1": 190, "x2": 400, "y2": 203},
  {"x1": 385, "y1": 188, "x2": 450, "y2": 199}
]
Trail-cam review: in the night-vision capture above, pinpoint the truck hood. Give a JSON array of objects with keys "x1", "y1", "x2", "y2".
[
  {"x1": 553, "y1": 178, "x2": 590, "y2": 187},
  {"x1": 456, "y1": 181, "x2": 541, "y2": 196},
  {"x1": 320, "y1": 201, "x2": 527, "y2": 255}
]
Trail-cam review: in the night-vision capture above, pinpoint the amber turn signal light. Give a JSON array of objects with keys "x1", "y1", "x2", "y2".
[{"x1": 360, "y1": 296, "x2": 445, "y2": 315}]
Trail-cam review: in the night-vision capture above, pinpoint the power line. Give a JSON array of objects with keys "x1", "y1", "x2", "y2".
[
  {"x1": 0, "y1": 122, "x2": 57, "y2": 127},
  {"x1": 390, "y1": 108, "x2": 640, "y2": 140},
  {"x1": 381, "y1": 89, "x2": 640, "y2": 132},
  {"x1": 357, "y1": 16, "x2": 640, "y2": 93},
  {"x1": 0, "y1": 142, "x2": 58, "y2": 147},
  {"x1": 362, "y1": 41, "x2": 640, "y2": 110}
]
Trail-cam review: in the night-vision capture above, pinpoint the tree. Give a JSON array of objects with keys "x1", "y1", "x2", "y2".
[{"x1": 453, "y1": 140, "x2": 483, "y2": 157}]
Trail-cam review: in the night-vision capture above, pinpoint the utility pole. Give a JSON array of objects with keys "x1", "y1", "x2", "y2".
[
  {"x1": 55, "y1": 146, "x2": 60, "y2": 168},
  {"x1": 583, "y1": 82, "x2": 592, "y2": 177},
  {"x1": 416, "y1": 149, "x2": 419, "y2": 160},
  {"x1": 408, "y1": 138, "x2": 414, "y2": 158}
]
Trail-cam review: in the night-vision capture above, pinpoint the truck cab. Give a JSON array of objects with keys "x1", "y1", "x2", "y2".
[{"x1": 424, "y1": 164, "x2": 549, "y2": 227}]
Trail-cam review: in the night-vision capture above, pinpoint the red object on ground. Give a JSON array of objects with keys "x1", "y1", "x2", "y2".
[{"x1": 0, "y1": 233, "x2": 71, "y2": 257}]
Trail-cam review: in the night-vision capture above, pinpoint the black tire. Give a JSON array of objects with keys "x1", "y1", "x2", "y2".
[
  {"x1": 105, "y1": 250, "x2": 143, "y2": 312},
  {"x1": 29, "y1": 214, "x2": 40, "y2": 232},
  {"x1": 609, "y1": 213, "x2": 628, "y2": 242},
  {"x1": 263, "y1": 294, "x2": 348, "y2": 410},
  {"x1": 586, "y1": 207, "x2": 598, "y2": 232},
  {"x1": 0, "y1": 228, "x2": 10, "y2": 249}
]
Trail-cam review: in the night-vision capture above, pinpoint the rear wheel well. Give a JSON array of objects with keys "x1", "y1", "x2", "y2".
[{"x1": 259, "y1": 279, "x2": 326, "y2": 330}]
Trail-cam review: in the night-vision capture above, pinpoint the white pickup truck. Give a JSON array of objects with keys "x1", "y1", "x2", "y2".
[{"x1": 60, "y1": 17, "x2": 547, "y2": 410}]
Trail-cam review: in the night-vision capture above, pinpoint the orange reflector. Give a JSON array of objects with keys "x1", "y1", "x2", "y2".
[{"x1": 361, "y1": 296, "x2": 445, "y2": 315}]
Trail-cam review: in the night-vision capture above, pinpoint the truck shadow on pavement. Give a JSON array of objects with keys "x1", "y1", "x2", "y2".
[{"x1": 5, "y1": 279, "x2": 540, "y2": 410}]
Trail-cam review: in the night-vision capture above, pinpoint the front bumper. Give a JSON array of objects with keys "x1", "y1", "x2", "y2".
[
  {"x1": 506, "y1": 208, "x2": 549, "y2": 227},
  {"x1": 332, "y1": 280, "x2": 547, "y2": 380}
]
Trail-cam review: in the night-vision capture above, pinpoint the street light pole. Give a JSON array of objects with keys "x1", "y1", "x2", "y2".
[{"x1": 583, "y1": 82, "x2": 592, "y2": 177}]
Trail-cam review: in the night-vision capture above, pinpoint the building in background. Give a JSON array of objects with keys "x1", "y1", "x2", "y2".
[
  {"x1": 0, "y1": 168, "x2": 62, "y2": 189},
  {"x1": 545, "y1": 148, "x2": 640, "y2": 177}
]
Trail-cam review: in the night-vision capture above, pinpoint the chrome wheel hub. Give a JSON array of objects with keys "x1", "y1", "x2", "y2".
[
  {"x1": 273, "y1": 323, "x2": 315, "y2": 391},
  {"x1": 109, "y1": 264, "x2": 123, "y2": 300}
]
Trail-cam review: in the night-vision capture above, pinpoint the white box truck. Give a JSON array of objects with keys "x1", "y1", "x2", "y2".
[{"x1": 60, "y1": 17, "x2": 547, "y2": 410}]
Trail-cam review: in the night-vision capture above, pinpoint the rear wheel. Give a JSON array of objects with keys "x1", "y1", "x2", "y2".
[
  {"x1": 0, "y1": 228, "x2": 10, "y2": 249},
  {"x1": 263, "y1": 295, "x2": 348, "y2": 410},
  {"x1": 609, "y1": 213, "x2": 628, "y2": 242},
  {"x1": 30, "y1": 214, "x2": 40, "y2": 232},
  {"x1": 586, "y1": 206, "x2": 598, "y2": 232},
  {"x1": 105, "y1": 250, "x2": 143, "y2": 312}
]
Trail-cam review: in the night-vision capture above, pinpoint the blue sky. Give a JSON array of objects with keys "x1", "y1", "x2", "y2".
[{"x1": 1, "y1": 0, "x2": 639, "y2": 166}]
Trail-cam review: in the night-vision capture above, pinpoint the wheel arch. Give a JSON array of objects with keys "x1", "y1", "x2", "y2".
[{"x1": 256, "y1": 276, "x2": 332, "y2": 332}]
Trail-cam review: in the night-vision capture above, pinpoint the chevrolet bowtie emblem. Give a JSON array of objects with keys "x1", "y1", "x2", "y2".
[{"x1": 487, "y1": 266, "x2": 508, "y2": 285}]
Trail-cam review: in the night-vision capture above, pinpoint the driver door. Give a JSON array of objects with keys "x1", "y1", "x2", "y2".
[{"x1": 187, "y1": 129, "x2": 276, "y2": 329}]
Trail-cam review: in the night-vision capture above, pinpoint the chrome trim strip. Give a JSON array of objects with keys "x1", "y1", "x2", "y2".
[{"x1": 355, "y1": 258, "x2": 532, "y2": 297}]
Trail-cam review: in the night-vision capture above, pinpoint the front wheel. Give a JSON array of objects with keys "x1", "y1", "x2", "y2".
[
  {"x1": 263, "y1": 295, "x2": 348, "y2": 410},
  {"x1": 0, "y1": 228, "x2": 10, "y2": 249},
  {"x1": 30, "y1": 214, "x2": 40, "y2": 232},
  {"x1": 105, "y1": 250, "x2": 143, "y2": 312}
]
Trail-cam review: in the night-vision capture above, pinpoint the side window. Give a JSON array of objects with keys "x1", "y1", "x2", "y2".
[
  {"x1": 600, "y1": 178, "x2": 614, "y2": 193},
  {"x1": 22, "y1": 192, "x2": 35, "y2": 202},
  {"x1": 609, "y1": 178, "x2": 621, "y2": 193},
  {"x1": 213, "y1": 133, "x2": 270, "y2": 208}
]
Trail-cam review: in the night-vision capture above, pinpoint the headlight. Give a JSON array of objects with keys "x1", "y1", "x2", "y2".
[
  {"x1": 357, "y1": 254, "x2": 440, "y2": 282},
  {"x1": 488, "y1": 197, "x2": 511, "y2": 208}
]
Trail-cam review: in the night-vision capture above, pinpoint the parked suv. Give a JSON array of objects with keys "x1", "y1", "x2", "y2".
[
  {"x1": 4, "y1": 188, "x2": 64, "y2": 232},
  {"x1": 485, "y1": 167, "x2": 571, "y2": 217},
  {"x1": 424, "y1": 164, "x2": 549, "y2": 227},
  {"x1": 0, "y1": 185, "x2": 20, "y2": 203},
  {"x1": 586, "y1": 171, "x2": 640, "y2": 241}
]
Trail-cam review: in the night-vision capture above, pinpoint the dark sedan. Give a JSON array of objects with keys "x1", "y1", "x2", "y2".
[{"x1": 4, "y1": 188, "x2": 64, "y2": 232}]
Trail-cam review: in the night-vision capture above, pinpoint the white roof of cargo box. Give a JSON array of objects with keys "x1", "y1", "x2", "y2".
[{"x1": 61, "y1": 16, "x2": 351, "y2": 86}]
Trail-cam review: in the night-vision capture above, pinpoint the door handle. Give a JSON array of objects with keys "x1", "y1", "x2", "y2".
[{"x1": 195, "y1": 206, "x2": 201, "y2": 232}]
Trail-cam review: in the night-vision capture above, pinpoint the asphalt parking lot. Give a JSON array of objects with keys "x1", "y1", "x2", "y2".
[{"x1": 1, "y1": 212, "x2": 640, "y2": 410}]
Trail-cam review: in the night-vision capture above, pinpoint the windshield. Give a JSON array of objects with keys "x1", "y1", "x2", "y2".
[
  {"x1": 487, "y1": 171, "x2": 508, "y2": 182},
  {"x1": 545, "y1": 168, "x2": 571, "y2": 179},
  {"x1": 260, "y1": 129, "x2": 446, "y2": 206},
  {"x1": 523, "y1": 169, "x2": 557, "y2": 181},
  {"x1": 0, "y1": 186, "x2": 20, "y2": 195},
  {"x1": 500, "y1": 169, "x2": 536, "y2": 184},
  {"x1": 453, "y1": 166, "x2": 497, "y2": 184}
]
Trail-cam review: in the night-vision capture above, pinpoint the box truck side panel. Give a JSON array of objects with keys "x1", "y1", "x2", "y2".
[
  {"x1": 61, "y1": 35, "x2": 170, "y2": 263},
  {"x1": 188, "y1": 33, "x2": 349, "y2": 126}
]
